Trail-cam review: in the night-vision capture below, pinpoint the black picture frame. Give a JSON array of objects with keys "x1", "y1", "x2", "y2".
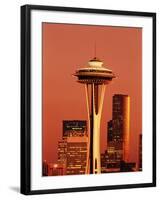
[{"x1": 21, "y1": 4, "x2": 156, "y2": 195}]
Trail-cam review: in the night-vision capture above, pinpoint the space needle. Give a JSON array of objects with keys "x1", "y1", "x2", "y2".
[{"x1": 74, "y1": 56, "x2": 116, "y2": 174}]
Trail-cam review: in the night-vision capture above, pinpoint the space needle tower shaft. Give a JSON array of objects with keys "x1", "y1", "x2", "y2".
[{"x1": 74, "y1": 57, "x2": 115, "y2": 174}]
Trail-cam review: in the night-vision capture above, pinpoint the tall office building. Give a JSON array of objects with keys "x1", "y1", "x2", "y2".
[
  {"x1": 63, "y1": 120, "x2": 87, "y2": 139},
  {"x1": 42, "y1": 160, "x2": 48, "y2": 176},
  {"x1": 112, "y1": 94, "x2": 130, "y2": 162},
  {"x1": 138, "y1": 134, "x2": 142, "y2": 171},
  {"x1": 101, "y1": 150, "x2": 118, "y2": 173},
  {"x1": 107, "y1": 120, "x2": 113, "y2": 142},
  {"x1": 57, "y1": 140, "x2": 67, "y2": 175},
  {"x1": 106, "y1": 120, "x2": 120, "y2": 171},
  {"x1": 57, "y1": 120, "x2": 88, "y2": 175},
  {"x1": 101, "y1": 152, "x2": 107, "y2": 173},
  {"x1": 66, "y1": 136, "x2": 88, "y2": 175},
  {"x1": 105, "y1": 94, "x2": 130, "y2": 172}
]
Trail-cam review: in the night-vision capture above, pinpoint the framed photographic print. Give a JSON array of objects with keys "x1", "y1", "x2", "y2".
[{"x1": 21, "y1": 4, "x2": 156, "y2": 195}]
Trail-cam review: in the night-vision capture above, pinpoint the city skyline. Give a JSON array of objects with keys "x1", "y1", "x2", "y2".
[
  {"x1": 43, "y1": 99, "x2": 141, "y2": 176},
  {"x1": 42, "y1": 23, "x2": 142, "y2": 166}
]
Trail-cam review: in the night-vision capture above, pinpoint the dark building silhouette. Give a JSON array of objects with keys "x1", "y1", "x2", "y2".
[
  {"x1": 101, "y1": 150, "x2": 120, "y2": 173},
  {"x1": 120, "y1": 161, "x2": 136, "y2": 172},
  {"x1": 43, "y1": 160, "x2": 48, "y2": 176},
  {"x1": 101, "y1": 151, "x2": 108, "y2": 173},
  {"x1": 42, "y1": 161, "x2": 63, "y2": 176},
  {"x1": 107, "y1": 120, "x2": 113, "y2": 142},
  {"x1": 106, "y1": 118, "x2": 121, "y2": 171},
  {"x1": 111, "y1": 94, "x2": 130, "y2": 162},
  {"x1": 102, "y1": 94, "x2": 136, "y2": 173},
  {"x1": 139, "y1": 134, "x2": 142, "y2": 171}
]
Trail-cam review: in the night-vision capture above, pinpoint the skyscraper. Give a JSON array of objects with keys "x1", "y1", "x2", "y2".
[
  {"x1": 107, "y1": 120, "x2": 113, "y2": 143},
  {"x1": 57, "y1": 140, "x2": 67, "y2": 175},
  {"x1": 112, "y1": 94, "x2": 130, "y2": 162},
  {"x1": 57, "y1": 120, "x2": 88, "y2": 175},
  {"x1": 106, "y1": 119, "x2": 121, "y2": 171},
  {"x1": 63, "y1": 120, "x2": 87, "y2": 139},
  {"x1": 138, "y1": 134, "x2": 142, "y2": 171},
  {"x1": 66, "y1": 136, "x2": 88, "y2": 175},
  {"x1": 74, "y1": 57, "x2": 115, "y2": 174},
  {"x1": 42, "y1": 160, "x2": 48, "y2": 176},
  {"x1": 105, "y1": 94, "x2": 130, "y2": 172}
]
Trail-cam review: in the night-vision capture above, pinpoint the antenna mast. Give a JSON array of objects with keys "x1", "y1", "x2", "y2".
[{"x1": 94, "y1": 41, "x2": 97, "y2": 58}]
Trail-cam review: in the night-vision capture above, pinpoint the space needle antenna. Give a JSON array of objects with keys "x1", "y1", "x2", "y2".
[
  {"x1": 74, "y1": 48, "x2": 116, "y2": 174},
  {"x1": 94, "y1": 41, "x2": 97, "y2": 58}
]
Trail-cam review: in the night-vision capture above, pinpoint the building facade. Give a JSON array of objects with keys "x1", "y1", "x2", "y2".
[
  {"x1": 104, "y1": 94, "x2": 131, "y2": 172},
  {"x1": 42, "y1": 161, "x2": 64, "y2": 176},
  {"x1": 57, "y1": 120, "x2": 88, "y2": 175},
  {"x1": 111, "y1": 94, "x2": 130, "y2": 162},
  {"x1": 63, "y1": 120, "x2": 87, "y2": 139},
  {"x1": 57, "y1": 140, "x2": 67, "y2": 175},
  {"x1": 139, "y1": 134, "x2": 142, "y2": 171},
  {"x1": 66, "y1": 136, "x2": 88, "y2": 175}
]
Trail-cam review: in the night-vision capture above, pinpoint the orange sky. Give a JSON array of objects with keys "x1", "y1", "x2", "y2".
[{"x1": 42, "y1": 23, "x2": 142, "y2": 165}]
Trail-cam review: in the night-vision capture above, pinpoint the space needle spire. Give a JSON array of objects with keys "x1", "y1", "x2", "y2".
[{"x1": 74, "y1": 55, "x2": 116, "y2": 174}]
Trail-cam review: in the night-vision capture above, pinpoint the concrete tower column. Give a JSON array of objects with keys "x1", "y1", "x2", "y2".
[{"x1": 74, "y1": 57, "x2": 116, "y2": 174}]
